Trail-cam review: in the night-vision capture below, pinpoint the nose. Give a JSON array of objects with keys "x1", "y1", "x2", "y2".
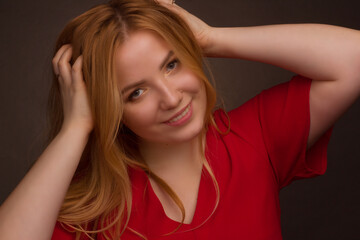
[{"x1": 158, "y1": 81, "x2": 182, "y2": 110}]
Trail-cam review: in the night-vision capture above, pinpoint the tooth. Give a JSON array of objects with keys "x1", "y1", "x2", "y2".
[{"x1": 169, "y1": 105, "x2": 190, "y2": 123}]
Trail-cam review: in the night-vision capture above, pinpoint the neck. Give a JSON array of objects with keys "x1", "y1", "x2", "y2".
[{"x1": 139, "y1": 136, "x2": 204, "y2": 176}]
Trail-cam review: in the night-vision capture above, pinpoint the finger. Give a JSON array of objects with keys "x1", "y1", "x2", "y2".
[
  {"x1": 156, "y1": 0, "x2": 178, "y2": 9},
  {"x1": 156, "y1": 0, "x2": 175, "y2": 5},
  {"x1": 156, "y1": 0, "x2": 186, "y2": 19},
  {"x1": 52, "y1": 44, "x2": 71, "y2": 76},
  {"x1": 156, "y1": 0, "x2": 166, "y2": 4},
  {"x1": 157, "y1": 0, "x2": 176, "y2": 7},
  {"x1": 57, "y1": 46, "x2": 73, "y2": 85},
  {"x1": 71, "y1": 55, "x2": 85, "y2": 90}
]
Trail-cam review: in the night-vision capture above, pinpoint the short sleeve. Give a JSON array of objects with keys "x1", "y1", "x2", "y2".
[
  {"x1": 51, "y1": 222, "x2": 76, "y2": 240},
  {"x1": 258, "y1": 75, "x2": 332, "y2": 188}
]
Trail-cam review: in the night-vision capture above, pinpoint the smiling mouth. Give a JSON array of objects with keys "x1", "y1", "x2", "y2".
[
  {"x1": 163, "y1": 102, "x2": 193, "y2": 126},
  {"x1": 167, "y1": 104, "x2": 191, "y2": 123}
]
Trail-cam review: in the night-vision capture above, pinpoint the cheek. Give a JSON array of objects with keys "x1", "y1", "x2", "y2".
[
  {"x1": 175, "y1": 70, "x2": 203, "y2": 93},
  {"x1": 123, "y1": 103, "x2": 157, "y2": 132}
]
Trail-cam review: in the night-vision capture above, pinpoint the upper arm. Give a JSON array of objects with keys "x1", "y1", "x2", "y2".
[
  {"x1": 257, "y1": 77, "x2": 332, "y2": 188},
  {"x1": 308, "y1": 76, "x2": 360, "y2": 148}
]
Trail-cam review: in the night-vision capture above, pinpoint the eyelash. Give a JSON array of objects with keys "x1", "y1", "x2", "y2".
[
  {"x1": 127, "y1": 89, "x2": 144, "y2": 102},
  {"x1": 126, "y1": 58, "x2": 180, "y2": 102},
  {"x1": 166, "y1": 58, "x2": 179, "y2": 73}
]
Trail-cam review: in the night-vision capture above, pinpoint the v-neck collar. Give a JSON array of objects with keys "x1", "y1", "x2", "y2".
[{"x1": 128, "y1": 128, "x2": 218, "y2": 236}]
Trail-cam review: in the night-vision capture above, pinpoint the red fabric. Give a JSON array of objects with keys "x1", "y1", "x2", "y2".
[
  {"x1": 52, "y1": 76, "x2": 332, "y2": 239},
  {"x1": 52, "y1": 222, "x2": 78, "y2": 240}
]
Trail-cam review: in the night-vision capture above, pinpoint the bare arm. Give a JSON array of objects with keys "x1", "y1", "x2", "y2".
[
  {"x1": 0, "y1": 45, "x2": 93, "y2": 239},
  {"x1": 0, "y1": 127, "x2": 90, "y2": 239},
  {"x1": 205, "y1": 25, "x2": 360, "y2": 147},
  {"x1": 158, "y1": 1, "x2": 360, "y2": 148}
]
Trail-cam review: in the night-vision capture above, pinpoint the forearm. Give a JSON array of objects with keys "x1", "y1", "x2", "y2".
[
  {"x1": 0, "y1": 127, "x2": 90, "y2": 240},
  {"x1": 206, "y1": 24, "x2": 360, "y2": 81}
]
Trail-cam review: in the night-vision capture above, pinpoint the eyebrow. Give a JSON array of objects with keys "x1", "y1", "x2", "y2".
[{"x1": 121, "y1": 51, "x2": 174, "y2": 94}]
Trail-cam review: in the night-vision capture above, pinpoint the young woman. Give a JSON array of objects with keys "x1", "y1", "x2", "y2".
[{"x1": 0, "y1": 0, "x2": 359, "y2": 239}]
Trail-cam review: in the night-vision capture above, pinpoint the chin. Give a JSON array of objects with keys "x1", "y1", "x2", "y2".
[{"x1": 168, "y1": 118, "x2": 205, "y2": 144}]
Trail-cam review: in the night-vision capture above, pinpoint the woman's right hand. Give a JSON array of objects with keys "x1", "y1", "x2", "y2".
[
  {"x1": 0, "y1": 45, "x2": 93, "y2": 239},
  {"x1": 52, "y1": 45, "x2": 94, "y2": 133}
]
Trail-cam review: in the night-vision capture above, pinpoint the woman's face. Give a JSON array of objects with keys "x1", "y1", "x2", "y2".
[{"x1": 115, "y1": 30, "x2": 207, "y2": 144}]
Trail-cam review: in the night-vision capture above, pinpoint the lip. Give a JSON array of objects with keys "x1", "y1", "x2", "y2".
[{"x1": 164, "y1": 102, "x2": 192, "y2": 126}]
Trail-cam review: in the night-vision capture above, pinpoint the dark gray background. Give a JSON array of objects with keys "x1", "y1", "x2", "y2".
[{"x1": 0, "y1": 0, "x2": 359, "y2": 239}]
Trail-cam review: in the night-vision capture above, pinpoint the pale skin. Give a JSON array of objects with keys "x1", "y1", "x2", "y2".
[
  {"x1": 1, "y1": 1, "x2": 360, "y2": 239},
  {"x1": 114, "y1": 30, "x2": 207, "y2": 223},
  {"x1": 0, "y1": 45, "x2": 93, "y2": 239}
]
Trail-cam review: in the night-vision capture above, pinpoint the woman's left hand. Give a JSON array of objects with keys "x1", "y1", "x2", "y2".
[{"x1": 156, "y1": 0, "x2": 214, "y2": 53}]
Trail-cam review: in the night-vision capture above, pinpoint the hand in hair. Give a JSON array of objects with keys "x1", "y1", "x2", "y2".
[
  {"x1": 52, "y1": 45, "x2": 94, "y2": 134},
  {"x1": 156, "y1": 0, "x2": 214, "y2": 54},
  {"x1": 0, "y1": 44, "x2": 92, "y2": 239}
]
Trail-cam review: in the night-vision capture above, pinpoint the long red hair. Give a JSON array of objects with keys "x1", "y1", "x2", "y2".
[{"x1": 47, "y1": 0, "x2": 220, "y2": 239}]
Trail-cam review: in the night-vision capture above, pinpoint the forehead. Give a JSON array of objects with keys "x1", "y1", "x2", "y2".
[{"x1": 114, "y1": 30, "x2": 171, "y2": 85}]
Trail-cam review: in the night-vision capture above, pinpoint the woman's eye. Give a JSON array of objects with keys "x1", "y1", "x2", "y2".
[
  {"x1": 128, "y1": 89, "x2": 144, "y2": 101},
  {"x1": 166, "y1": 59, "x2": 179, "y2": 73}
]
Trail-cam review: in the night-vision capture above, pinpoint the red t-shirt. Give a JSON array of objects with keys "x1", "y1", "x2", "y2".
[{"x1": 52, "y1": 76, "x2": 332, "y2": 239}]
